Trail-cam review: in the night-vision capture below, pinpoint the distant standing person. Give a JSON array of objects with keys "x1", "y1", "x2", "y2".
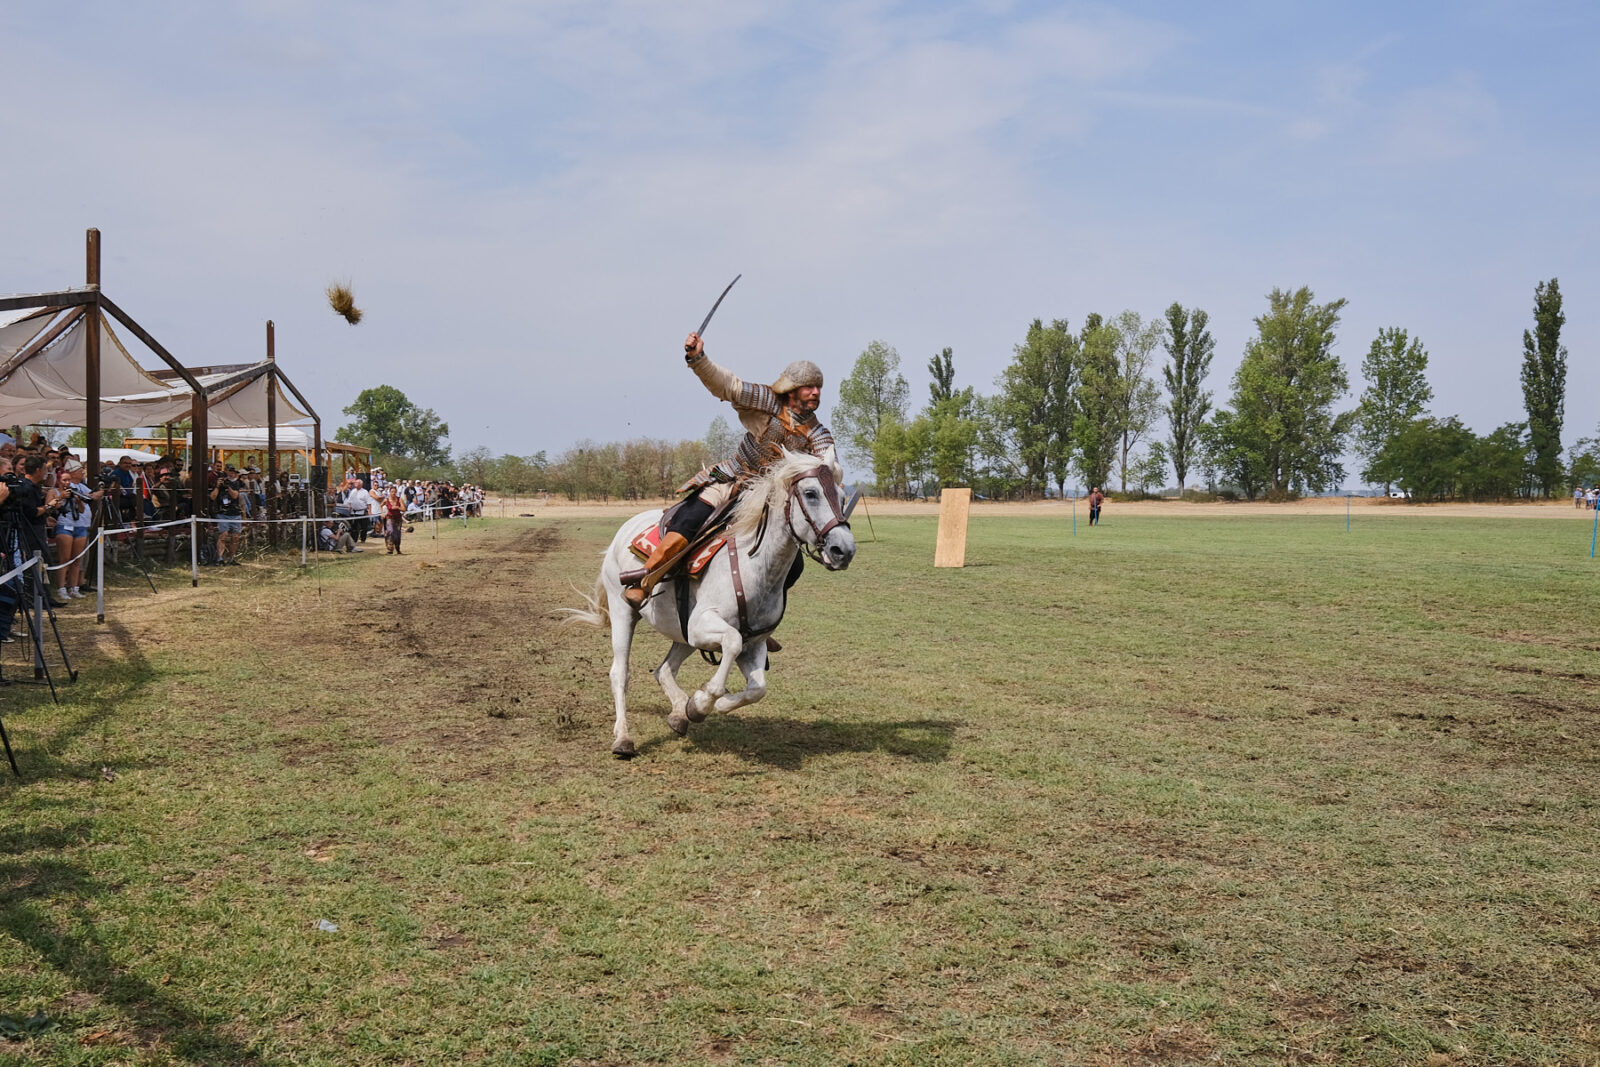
[{"x1": 1088, "y1": 487, "x2": 1105, "y2": 526}]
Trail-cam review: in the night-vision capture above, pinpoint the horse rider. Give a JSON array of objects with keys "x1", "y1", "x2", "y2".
[{"x1": 621, "y1": 330, "x2": 843, "y2": 611}]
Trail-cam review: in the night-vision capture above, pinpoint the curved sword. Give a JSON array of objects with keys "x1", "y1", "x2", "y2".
[{"x1": 696, "y1": 274, "x2": 741, "y2": 337}]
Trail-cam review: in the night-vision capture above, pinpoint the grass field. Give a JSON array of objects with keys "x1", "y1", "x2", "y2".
[{"x1": 1, "y1": 511, "x2": 1597, "y2": 1065}]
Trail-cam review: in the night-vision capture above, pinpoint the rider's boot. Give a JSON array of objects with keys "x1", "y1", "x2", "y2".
[
  {"x1": 622, "y1": 532, "x2": 689, "y2": 609},
  {"x1": 766, "y1": 637, "x2": 781, "y2": 653}
]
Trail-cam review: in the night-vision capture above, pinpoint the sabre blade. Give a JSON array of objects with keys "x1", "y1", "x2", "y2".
[
  {"x1": 696, "y1": 274, "x2": 741, "y2": 337},
  {"x1": 842, "y1": 488, "x2": 861, "y2": 520}
]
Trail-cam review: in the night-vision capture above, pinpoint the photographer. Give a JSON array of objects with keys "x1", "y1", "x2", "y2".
[
  {"x1": 209, "y1": 465, "x2": 245, "y2": 565},
  {"x1": 0, "y1": 455, "x2": 64, "y2": 633}
]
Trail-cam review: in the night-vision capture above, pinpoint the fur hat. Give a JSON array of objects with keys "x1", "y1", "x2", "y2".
[{"x1": 771, "y1": 359, "x2": 824, "y2": 394}]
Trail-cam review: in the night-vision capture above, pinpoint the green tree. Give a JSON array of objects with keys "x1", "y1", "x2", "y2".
[
  {"x1": 1355, "y1": 327, "x2": 1433, "y2": 493},
  {"x1": 1222, "y1": 287, "x2": 1354, "y2": 498},
  {"x1": 832, "y1": 341, "x2": 910, "y2": 483},
  {"x1": 1202, "y1": 409, "x2": 1268, "y2": 500},
  {"x1": 704, "y1": 415, "x2": 739, "y2": 460},
  {"x1": 928, "y1": 347, "x2": 957, "y2": 405},
  {"x1": 1161, "y1": 303, "x2": 1215, "y2": 493},
  {"x1": 1133, "y1": 442, "x2": 1169, "y2": 495},
  {"x1": 494, "y1": 453, "x2": 547, "y2": 496},
  {"x1": 457, "y1": 445, "x2": 494, "y2": 486},
  {"x1": 1569, "y1": 424, "x2": 1600, "y2": 490},
  {"x1": 1463, "y1": 423, "x2": 1532, "y2": 500},
  {"x1": 1520, "y1": 278, "x2": 1568, "y2": 496},
  {"x1": 1108, "y1": 310, "x2": 1164, "y2": 493},
  {"x1": 995, "y1": 319, "x2": 1076, "y2": 498},
  {"x1": 1373, "y1": 417, "x2": 1531, "y2": 502},
  {"x1": 67, "y1": 426, "x2": 125, "y2": 449},
  {"x1": 338, "y1": 385, "x2": 451, "y2": 466},
  {"x1": 1072, "y1": 314, "x2": 1120, "y2": 492}
]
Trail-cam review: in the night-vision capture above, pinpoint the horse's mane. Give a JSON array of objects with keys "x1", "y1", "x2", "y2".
[{"x1": 728, "y1": 450, "x2": 823, "y2": 540}]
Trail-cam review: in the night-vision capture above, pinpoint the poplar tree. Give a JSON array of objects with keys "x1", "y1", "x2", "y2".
[
  {"x1": 1355, "y1": 328, "x2": 1433, "y2": 493},
  {"x1": 1520, "y1": 278, "x2": 1568, "y2": 497},
  {"x1": 1161, "y1": 303, "x2": 1215, "y2": 493}
]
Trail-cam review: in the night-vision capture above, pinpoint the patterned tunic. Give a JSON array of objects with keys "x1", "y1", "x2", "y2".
[{"x1": 681, "y1": 354, "x2": 842, "y2": 494}]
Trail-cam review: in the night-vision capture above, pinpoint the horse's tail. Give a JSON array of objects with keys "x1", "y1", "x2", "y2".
[{"x1": 556, "y1": 569, "x2": 609, "y2": 628}]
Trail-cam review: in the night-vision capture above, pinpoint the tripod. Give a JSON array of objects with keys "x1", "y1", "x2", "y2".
[
  {"x1": 0, "y1": 507, "x2": 78, "y2": 700},
  {"x1": 92, "y1": 490, "x2": 158, "y2": 594}
]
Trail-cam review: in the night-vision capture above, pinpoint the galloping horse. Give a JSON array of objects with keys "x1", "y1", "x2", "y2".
[{"x1": 566, "y1": 451, "x2": 856, "y2": 757}]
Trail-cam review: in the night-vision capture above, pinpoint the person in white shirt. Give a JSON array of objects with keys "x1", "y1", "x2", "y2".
[{"x1": 343, "y1": 479, "x2": 376, "y2": 544}]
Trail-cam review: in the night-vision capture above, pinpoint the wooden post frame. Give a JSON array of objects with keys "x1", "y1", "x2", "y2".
[
  {"x1": 934, "y1": 487, "x2": 972, "y2": 568},
  {"x1": 266, "y1": 321, "x2": 278, "y2": 546},
  {"x1": 85, "y1": 229, "x2": 102, "y2": 478}
]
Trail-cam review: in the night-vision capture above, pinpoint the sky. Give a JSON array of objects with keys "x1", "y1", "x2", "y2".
[{"x1": 1, "y1": 0, "x2": 1596, "y2": 482}]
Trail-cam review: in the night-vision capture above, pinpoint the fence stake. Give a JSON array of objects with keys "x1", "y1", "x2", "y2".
[
  {"x1": 95, "y1": 532, "x2": 105, "y2": 623},
  {"x1": 190, "y1": 516, "x2": 199, "y2": 586}
]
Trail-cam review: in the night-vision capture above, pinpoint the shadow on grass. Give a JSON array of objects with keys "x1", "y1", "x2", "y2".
[
  {"x1": 647, "y1": 716, "x2": 957, "y2": 769},
  {"x1": 1, "y1": 622, "x2": 276, "y2": 1064}
]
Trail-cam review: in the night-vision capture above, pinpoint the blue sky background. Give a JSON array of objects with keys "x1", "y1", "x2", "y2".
[{"x1": 1, "y1": 1, "x2": 1595, "y2": 482}]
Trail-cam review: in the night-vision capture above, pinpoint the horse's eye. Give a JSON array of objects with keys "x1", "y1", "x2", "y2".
[{"x1": 805, "y1": 490, "x2": 820, "y2": 502}]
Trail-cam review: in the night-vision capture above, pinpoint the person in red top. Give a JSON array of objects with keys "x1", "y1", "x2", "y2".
[
  {"x1": 1088, "y1": 487, "x2": 1105, "y2": 526},
  {"x1": 382, "y1": 489, "x2": 406, "y2": 554}
]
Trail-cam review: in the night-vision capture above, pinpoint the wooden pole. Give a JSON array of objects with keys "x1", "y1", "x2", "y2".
[
  {"x1": 85, "y1": 229, "x2": 102, "y2": 478},
  {"x1": 192, "y1": 383, "x2": 209, "y2": 522},
  {"x1": 266, "y1": 321, "x2": 278, "y2": 546},
  {"x1": 313, "y1": 419, "x2": 324, "y2": 519}
]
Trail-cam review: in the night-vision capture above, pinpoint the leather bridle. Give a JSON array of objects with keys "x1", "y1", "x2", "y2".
[{"x1": 784, "y1": 464, "x2": 849, "y2": 554}]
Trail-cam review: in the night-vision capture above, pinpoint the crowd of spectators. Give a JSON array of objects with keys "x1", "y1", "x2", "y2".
[
  {"x1": 323, "y1": 470, "x2": 484, "y2": 556},
  {"x1": 0, "y1": 430, "x2": 492, "y2": 637}
]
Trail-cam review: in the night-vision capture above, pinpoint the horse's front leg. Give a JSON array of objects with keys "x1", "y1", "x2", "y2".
[
  {"x1": 686, "y1": 613, "x2": 743, "y2": 720},
  {"x1": 657, "y1": 642, "x2": 697, "y2": 736},
  {"x1": 713, "y1": 642, "x2": 768, "y2": 714},
  {"x1": 607, "y1": 589, "x2": 641, "y2": 758}
]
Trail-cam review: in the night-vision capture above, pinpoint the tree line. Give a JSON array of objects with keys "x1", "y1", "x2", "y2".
[
  {"x1": 337, "y1": 382, "x2": 749, "y2": 500},
  {"x1": 831, "y1": 278, "x2": 1588, "y2": 502},
  {"x1": 338, "y1": 277, "x2": 1590, "y2": 503}
]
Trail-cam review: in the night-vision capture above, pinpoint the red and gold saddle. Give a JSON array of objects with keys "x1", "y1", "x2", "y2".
[{"x1": 629, "y1": 527, "x2": 727, "y2": 577}]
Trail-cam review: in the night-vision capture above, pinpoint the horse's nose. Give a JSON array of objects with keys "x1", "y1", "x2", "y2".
[{"x1": 824, "y1": 530, "x2": 856, "y2": 570}]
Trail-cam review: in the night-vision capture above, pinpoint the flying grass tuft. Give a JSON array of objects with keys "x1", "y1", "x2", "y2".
[{"x1": 325, "y1": 281, "x2": 363, "y2": 325}]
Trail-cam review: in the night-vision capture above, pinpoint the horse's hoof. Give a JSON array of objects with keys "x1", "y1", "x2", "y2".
[
  {"x1": 612, "y1": 739, "x2": 637, "y2": 759},
  {"x1": 666, "y1": 710, "x2": 689, "y2": 737}
]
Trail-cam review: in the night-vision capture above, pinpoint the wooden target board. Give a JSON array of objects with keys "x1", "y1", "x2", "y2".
[{"x1": 934, "y1": 487, "x2": 971, "y2": 567}]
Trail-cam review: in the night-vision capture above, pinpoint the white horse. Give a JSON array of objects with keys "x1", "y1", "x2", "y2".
[{"x1": 566, "y1": 451, "x2": 856, "y2": 757}]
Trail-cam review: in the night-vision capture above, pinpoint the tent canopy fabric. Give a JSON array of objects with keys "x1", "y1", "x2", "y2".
[
  {"x1": 67, "y1": 446, "x2": 163, "y2": 465},
  {"x1": 186, "y1": 427, "x2": 318, "y2": 451},
  {"x1": 0, "y1": 313, "x2": 313, "y2": 429}
]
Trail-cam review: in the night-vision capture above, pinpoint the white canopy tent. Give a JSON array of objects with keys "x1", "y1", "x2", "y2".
[{"x1": 0, "y1": 313, "x2": 312, "y2": 429}]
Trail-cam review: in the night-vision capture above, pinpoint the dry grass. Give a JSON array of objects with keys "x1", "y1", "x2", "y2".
[
  {"x1": 325, "y1": 281, "x2": 363, "y2": 325},
  {"x1": 0, "y1": 512, "x2": 1597, "y2": 1065}
]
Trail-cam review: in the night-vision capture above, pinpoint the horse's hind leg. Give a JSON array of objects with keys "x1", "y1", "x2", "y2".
[
  {"x1": 713, "y1": 643, "x2": 768, "y2": 714},
  {"x1": 608, "y1": 594, "x2": 640, "y2": 758},
  {"x1": 657, "y1": 643, "x2": 696, "y2": 736}
]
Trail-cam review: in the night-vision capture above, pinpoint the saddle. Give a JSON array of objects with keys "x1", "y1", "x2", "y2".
[{"x1": 627, "y1": 524, "x2": 728, "y2": 578}]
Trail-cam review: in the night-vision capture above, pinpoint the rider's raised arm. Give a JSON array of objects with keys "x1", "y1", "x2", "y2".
[{"x1": 683, "y1": 331, "x2": 745, "y2": 405}]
